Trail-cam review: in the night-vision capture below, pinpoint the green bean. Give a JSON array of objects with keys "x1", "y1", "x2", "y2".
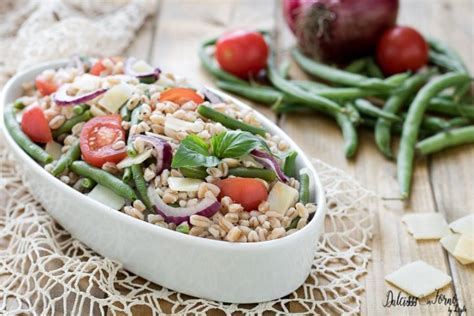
[
  {"x1": 176, "y1": 222, "x2": 190, "y2": 234},
  {"x1": 51, "y1": 140, "x2": 81, "y2": 176},
  {"x1": 283, "y1": 151, "x2": 298, "y2": 177},
  {"x1": 13, "y1": 99, "x2": 25, "y2": 110},
  {"x1": 447, "y1": 117, "x2": 471, "y2": 129},
  {"x1": 366, "y1": 58, "x2": 384, "y2": 79},
  {"x1": 364, "y1": 117, "x2": 431, "y2": 137},
  {"x1": 299, "y1": 171, "x2": 310, "y2": 204},
  {"x1": 131, "y1": 164, "x2": 152, "y2": 210},
  {"x1": 354, "y1": 99, "x2": 401, "y2": 122},
  {"x1": 345, "y1": 102, "x2": 361, "y2": 125},
  {"x1": 291, "y1": 48, "x2": 395, "y2": 91},
  {"x1": 267, "y1": 60, "x2": 343, "y2": 114},
  {"x1": 384, "y1": 72, "x2": 411, "y2": 86},
  {"x1": 287, "y1": 216, "x2": 300, "y2": 230},
  {"x1": 429, "y1": 50, "x2": 463, "y2": 73},
  {"x1": 344, "y1": 58, "x2": 369, "y2": 74},
  {"x1": 397, "y1": 72, "x2": 470, "y2": 199},
  {"x1": 215, "y1": 80, "x2": 285, "y2": 105},
  {"x1": 416, "y1": 126, "x2": 474, "y2": 155},
  {"x1": 428, "y1": 97, "x2": 474, "y2": 119},
  {"x1": 197, "y1": 105, "x2": 266, "y2": 136},
  {"x1": 279, "y1": 60, "x2": 291, "y2": 78},
  {"x1": 120, "y1": 104, "x2": 131, "y2": 121},
  {"x1": 70, "y1": 161, "x2": 137, "y2": 200},
  {"x1": 375, "y1": 72, "x2": 430, "y2": 159},
  {"x1": 199, "y1": 38, "x2": 248, "y2": 85},
  {"x1": 81, "y1": 177, "x2": 96, "y2": 189},
  {"x1": 122, "y1": 167, "x2": 132, "y2": 182},
  {"x1": 335, "y1": 112, "x2": 358, "y2": 158},
  {"x1": 290, "y1": 80, "x2": 329, "y2": 91},
  {"x1": 52, "y1": 111, "x2": 92, "y2": 138},
  {"x1": 228, "y1": 167, "x2": 276, "y2": 182},
  {"x1": 179, "y1": 166, "x2": 208, "y2": 179},
  {"x1": 73, "y1": 104, "x2": 88, "y2": 115},
  {"x1": 127, "y1": 105, "x2": 141, "y2": 156},
  {"x1": 294, "y1": 83, "x2": 383, "y2": 101},
  {"x1": 4, "y1": 105, "x2": 53, "y2": 164}
]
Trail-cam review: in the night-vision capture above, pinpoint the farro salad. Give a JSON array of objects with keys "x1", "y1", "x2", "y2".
[{"x1": 4, "y1": 56, "x2": 317, "y2": 243}]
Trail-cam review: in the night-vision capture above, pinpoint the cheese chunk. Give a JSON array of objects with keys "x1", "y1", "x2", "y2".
[
  {"x1": 453, "y1": 234, "x2": 474, "y2": 264},
  {"x1": 385, "y1": 260, "x2": 452, "y2": 298},
  {"x1": 88, "y1": 184, "x2": 125, "y2": 210},
  {"x1": 72, "y1": 73, "x2": 101, "y2": 92},
  {"x1": 168, "y1": 177, "x2": 203, "y2": 192},
  {"x1": 98, "y1": 83, "x2": 134, "y2": 113},
  {"x1": 449, "y1": 214, "x2": 474, "y2": 235},
  {"x1": 401, "y1": 213, "x2": 450, "y2": 240},
  {"x1": 267, "y1": 181, "x2": 299, "y2": 215},
  {"x1": 440, "y1": 234, "x2": 473, "y2": 265}
]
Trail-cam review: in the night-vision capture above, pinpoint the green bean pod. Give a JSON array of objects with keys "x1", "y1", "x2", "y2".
[
  {"x1": 120, "y1": 104, "x2": 131, "y2": 121},
  {"x1": 416, "y1": 126, "x2": 474, "y2": 155},
  {"x1": 179, "y1": 166, "x2": 208, "y2": 179},
  {"x1": 299, "y1": 171, "x2": 310, "y2": 204},
  {"x1": 51, "y1": 140, "x2": 81, "y2": 176},
  {"x1": 375, "y1": 72, "x2": 430, "y2": 159},
  {"x1": 344, "y1": 102, "x2": 361, "y2": 125},
  {"x1": 344, "y1": 58, "x2": 369, "y2": 74},
  {"x1": 4, "y1": 105, "x2": 53, "y2": 164},
  {"x1": 198, "y1": 38, "x2": 248, "y2": 85},
  {"x1": 366, "y1": 58, "x2": 384, "y2": 79},
  {"x1": 70, "y1": 161, "x2": 137, "y2": 201},
  {"x1": 131, "y1": 164, "x2": 152, "y2": 210},
  {"x1": 228, "y1": 167, "x2": 276, "y2": 182},
  {"x1": 283, "y1": 151, "x2": 298, "y2": 177},
  {"x1": 13, "y1": 99, "x2": 25, "y2": 110},
  {"x1": 397, "y1": 72, "x2": 470, "y2": 199},
  {"x1": 428, "y1": 98, "x2": 474, "y2": 119},
  {"x1": 122, "y1": 167, "x2": 132, "y2": 182},
  {"x1": 127, "y1": 105, "x2": 142, "y2": 156},
  {"x1": 52, "y1": 110, "x2": 92, "y2": 138},
  {"x1": 335, "y1": 112, "x2": 358, "y2": 158},
  {"x1": 291, "y1": 48, "x2": 395, "y2": 91},
  {"x1": 73, "y1": 104, "x2": 89, "y2": 115},
  {"x1": 215, "y1": 80, "x2": 284, "y2": 105},
  {"x1": 197, "y1": 105, "x2": 266, "y2": 136},
  {"x1": 81, "y1": 177, "x2": 96, "y2": 189},
  {"x1": 354, "y1": 99, "x2": 401, "y2": 122}
]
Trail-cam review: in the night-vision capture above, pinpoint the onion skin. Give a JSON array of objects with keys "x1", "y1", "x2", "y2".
[
  {"x1": 284, "y1": 0, "x2": 399, "y2": 62},
  {"x1": 54, "y1": 84, "x2": 107, "y2": 106}
]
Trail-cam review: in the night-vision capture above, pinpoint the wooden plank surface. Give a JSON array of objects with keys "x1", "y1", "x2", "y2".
[{"x1": 131, "y1": 0, "x2": 473, "y2": 314}]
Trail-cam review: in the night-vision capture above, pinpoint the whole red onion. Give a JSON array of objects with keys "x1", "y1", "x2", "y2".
[{"x1": 283, "y1": 0, "x2": 399, "y2": 62}]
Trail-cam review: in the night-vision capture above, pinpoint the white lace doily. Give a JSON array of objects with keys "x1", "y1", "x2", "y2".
[{"x1": 0, "y1": 1, "x2": 376, "y2": 314}]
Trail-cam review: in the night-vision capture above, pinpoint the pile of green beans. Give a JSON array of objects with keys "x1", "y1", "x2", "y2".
[{"x1": 197, "y1": 34, "x2": 473, "y2": 199}]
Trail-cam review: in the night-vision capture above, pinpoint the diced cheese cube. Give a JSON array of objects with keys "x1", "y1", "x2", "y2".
[
  {"x1": 45, "y1": 141, "x2": 63, "y2": 160},
  {"x1": 453, "y1": 234, "x2": 474, "y2": 264},
  {"x1": 72, "y1": 74, "x2": 101, "y2": 92},
  {"x1": 88, "y1": 184, "x2": 125, "y2": 210},
  {"x1": 385, "y1": 260, "x2": 452, "y2": 298},
  {"x1": 98, "y1": 83, "x2": 134, "y2": 113},
  {"x1": 168, "y1": 177, "x2": 203, "y2": 192},
  {"x1": 132, "y1": 59, "x2": 154, "y2": 73},
  {"x1": 164, "y1": 116, "x2": 201, "y2": 133},
  {"x1": 449, "y1": 214, "x2": 474, "y2": 235},
  {"x1": 267, "y1": 181, "x2": 299, "y2": 215},
  {"x1": 440, "y1": 234, "x2": 473, "y2": 265},
  {"x1": 401, "y1": 213, "x2": 450, "y2": 240}
]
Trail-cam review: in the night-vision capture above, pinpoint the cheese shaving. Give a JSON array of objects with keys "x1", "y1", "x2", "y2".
[{"x1": 401, "y1": 213, "x2": 450, "y2": 240}]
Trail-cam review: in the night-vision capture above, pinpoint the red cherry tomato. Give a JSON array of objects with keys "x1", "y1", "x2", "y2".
[
  {"x1": 218, "y1": 177, "x2": 268, "y2": 211},
  {"x1": 79, "y1": 115, "x2": 127, "y2": 167},
  {"x1": 159, "y1": 88, "x2": 204, "y2": 105},
  {"x1": 215, "y1": 30, "x2": 268, "y2": 78},
  {"x1": 21, "y1": 105, "x2": 52, "y2": 143},
  {"x1": 376, "y1": 26, "x2": 428, "y2": 75},
  {"x1": 35, "y1": 78, "x2": 58, "y2": 96},
  {"x1": 90, "y1": 59, "x2": 107, "y2": 76}
]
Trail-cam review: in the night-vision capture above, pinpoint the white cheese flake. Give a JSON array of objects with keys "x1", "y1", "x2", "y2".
[
  {"x1": 88, "y1": 184, "x2": 125, "y2": 210},
  {"x1": 401, "y1": 213, "x2": 450, "y2": 240},
  {"x1": 168, "y1": 177, "x2": 203, "y2": 192},
  {"x1": 440, "y1": 234, "x2": 473, "y2": 265},
  {"x1": 453, "y1": 234, "x2": 474, "y2": 264},
  {"x1": 449, "y1": 214, "x2": 474, "y2": 235},
  {"x1": 267, "y1": 181, "x2": 299, "y2": 215},
  {"x1": 98, "y1": 83, "x2": 134, "y2": 114},
  {"x1": 385, "y1": 260, "x2": 452, "y2": 298}
]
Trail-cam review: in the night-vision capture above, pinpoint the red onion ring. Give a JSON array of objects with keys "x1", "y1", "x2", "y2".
[
  {"x1": 251, "y1": 149, "x2": 289, "y2": 183},
  {"x1": 147, "y1": 186, "x2": 220, "y2": 225},
  {"x1": 124, "y1": 57, "x2": 161, "y2": 82},
  {"x1": 54, "y1": 84, "x2": 107, "y2": 106},
  {"x1": 133, "y1": 134, "x2": 172, "y2": 175}
]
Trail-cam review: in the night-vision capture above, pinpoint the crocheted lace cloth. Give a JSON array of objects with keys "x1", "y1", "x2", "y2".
[{"x1": 0, "y1": 1, "x2": 376, "y2": 314}]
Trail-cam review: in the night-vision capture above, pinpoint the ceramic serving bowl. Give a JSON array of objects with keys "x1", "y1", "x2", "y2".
[{"x1": 0, "y1": 60, "x2": 326, "y2": 303}]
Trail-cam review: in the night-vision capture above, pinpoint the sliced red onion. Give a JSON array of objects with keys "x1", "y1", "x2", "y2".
[
  {"x1": 54, "y1": 84, "x2": 107, "y2": 106},
  {"x1": 134, "y1": 134, "x2": 172, "y2": 175},
  {"x1": 251, "y1": 149, "x2": 289, "y2": 183},
  {"x1": 124, "y1": 57, "x2": 161, "y2": 83},
  {"x1": 147, "y1": 186, "x2": 220, "y2": 225}
]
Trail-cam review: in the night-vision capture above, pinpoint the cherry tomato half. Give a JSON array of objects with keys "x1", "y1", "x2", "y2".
[
  {"x1": 376, "y1": 26, "x2": 428, "y2": 75},
  {"x1": 79, "y1": 115, "x2": 127, "y2": 167},
  {"x1": 218, "y1": 177, "x2": 268, "y2": 211},
  {"x1": 215, "y1": 30, "x2": 268, "y2": 78},
  {"x1": 21, "y1": 105, "x2": 52, "y2": 143},
  {"x1": 159, "y1": 87, "x2": 204, "y2": 105},
  {"x1": 89, "y1": 60, "x2": 107, "y2": 76},
  {"x1": 35, "y1": 77, "x2": 58, "y2": 96}
]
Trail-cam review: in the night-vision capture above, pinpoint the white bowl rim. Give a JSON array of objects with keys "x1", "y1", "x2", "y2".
[{"x1": 0, "y1": 59, "x2": 326, "y2": 252}]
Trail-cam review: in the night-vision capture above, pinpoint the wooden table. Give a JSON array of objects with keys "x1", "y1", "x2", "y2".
[{"x1": 126, "y1": 0, "x2": 474, "y2": 314}]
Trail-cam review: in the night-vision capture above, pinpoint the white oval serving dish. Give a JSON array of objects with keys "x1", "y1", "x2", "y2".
[{"x1": 0, "y1": 60, "x2": 326, "y2": 304}]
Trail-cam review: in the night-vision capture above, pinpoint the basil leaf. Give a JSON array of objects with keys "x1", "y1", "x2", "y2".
[
  {"x1": 211, "y1": 130, "x2": 264, "y2": 158},
  {"x1": 171, "y1": 135, "x2": 219, "y2": 168}
]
